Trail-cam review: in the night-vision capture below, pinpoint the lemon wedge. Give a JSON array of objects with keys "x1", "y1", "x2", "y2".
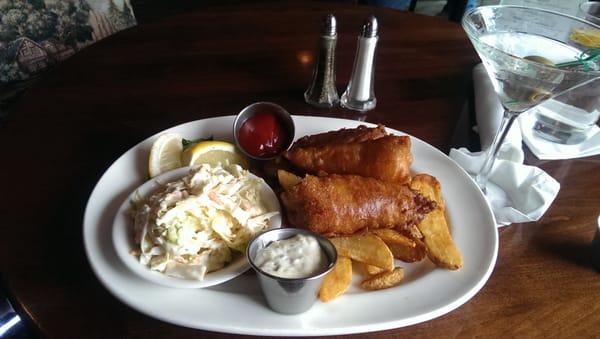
[
  {"x1": 181, "y1": 140, "x2": 248, "y2": 168},
  {"x1": 148, "y1": 133, "x2": 183, "y2": 178},
  {"x1": 570, "y1": 29, "x2": 600, "y2": 48}
]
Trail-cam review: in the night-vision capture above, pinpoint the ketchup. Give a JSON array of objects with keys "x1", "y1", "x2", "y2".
[{"x1": 238, "y1": 113, "x2": 287, "y2": 158}]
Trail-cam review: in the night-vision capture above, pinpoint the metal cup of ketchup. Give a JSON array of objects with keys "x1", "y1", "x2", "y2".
[{"x1": 233, "y1": 102, "x2": 295, "y2": 160}]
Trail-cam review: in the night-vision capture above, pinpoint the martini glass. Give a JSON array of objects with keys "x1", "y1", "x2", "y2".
[{"x1": 462, "y1": 5, "x2": 600, "y2": 192}]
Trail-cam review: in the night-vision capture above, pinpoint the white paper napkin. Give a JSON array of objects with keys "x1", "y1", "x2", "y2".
[
  {"x1": 449, "y1": 64, "x2": 560, "y2": 227},
  {"x1": 518, "y1": 108, "x2": 600, "y2": 160}
]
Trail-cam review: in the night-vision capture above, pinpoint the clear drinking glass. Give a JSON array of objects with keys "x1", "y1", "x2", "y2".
[
  {"x1": 461, "y1": 6, "x2": 600, "y2": 192},
  {"x1": 532, "y1": 77, "x2": 600, "y2": 144},
  {"x1": 578, "y1": 1, "x2": 600, "y2": 25}
]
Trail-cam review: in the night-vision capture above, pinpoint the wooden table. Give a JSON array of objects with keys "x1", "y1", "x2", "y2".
[{"x1": 1, "y1": 1, "x2": 598, "y2": 337}]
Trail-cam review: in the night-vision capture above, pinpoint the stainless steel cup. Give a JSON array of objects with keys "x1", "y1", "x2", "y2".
[
  {"x1": 247, "y1": 228, "x2": 337, "y2": 314},
  {"x1": 232, "y1": 102, "x2": 296, "y2": 160}
]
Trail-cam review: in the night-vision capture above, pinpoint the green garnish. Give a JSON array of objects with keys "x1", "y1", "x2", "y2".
[{"x1": 182, "y1": 135, "x2": 213, "y2": 148}]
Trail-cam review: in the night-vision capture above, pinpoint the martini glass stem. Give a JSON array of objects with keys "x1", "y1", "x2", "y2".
[{"x1": 475, "y1": 109, "x2": 519, "y2": 193}]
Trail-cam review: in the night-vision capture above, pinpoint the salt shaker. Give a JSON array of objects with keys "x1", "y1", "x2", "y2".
[
  {"x1": 341, "y1": 15, "x2": 379, "y2": 112},
  {"x1": 304, "y1": 14, "x2": 339, "y2": 108}
]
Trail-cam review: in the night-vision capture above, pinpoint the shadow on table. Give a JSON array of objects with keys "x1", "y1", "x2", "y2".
[{"x1": 539, "y1": 239, "x2": 595, "y2": 270}]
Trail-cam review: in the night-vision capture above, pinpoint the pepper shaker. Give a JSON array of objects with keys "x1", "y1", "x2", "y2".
[
  {"x1": 341, "y1": 15, "x2": 379, "y2": 112},
  {"x1": 304, "y1": 14, "x2": 339, "y2": 108}
]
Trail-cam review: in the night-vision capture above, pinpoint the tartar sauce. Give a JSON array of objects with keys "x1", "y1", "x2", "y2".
[{"x1": 254, "y1": 234, "x2": 327, "y2": 279}]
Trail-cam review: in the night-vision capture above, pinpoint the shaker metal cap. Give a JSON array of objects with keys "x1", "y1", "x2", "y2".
[
  {"x1": 361, "y1": 15, "x2": 378, "y2": 38},
  {"x1": 322, "y1": 14, "x2": 337, "y2": 36}
]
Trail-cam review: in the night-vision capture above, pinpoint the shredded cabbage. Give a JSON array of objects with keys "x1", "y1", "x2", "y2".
[{"x1": 132, "y1": 164, "x2": 278, "y2": 280}]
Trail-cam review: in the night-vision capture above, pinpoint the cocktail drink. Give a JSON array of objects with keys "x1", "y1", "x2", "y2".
[{"x1": 462, "y1": 6, "x2": 600, "y2": 191}]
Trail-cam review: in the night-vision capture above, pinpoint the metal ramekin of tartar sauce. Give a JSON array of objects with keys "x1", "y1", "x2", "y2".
[{"x1": 247, "y1": 228, "x2": 337, "y2": 314}]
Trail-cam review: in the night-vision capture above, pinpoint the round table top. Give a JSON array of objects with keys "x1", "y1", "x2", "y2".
[{"x1": 1, "y1": 1, "x2": 599, "y2": 337}]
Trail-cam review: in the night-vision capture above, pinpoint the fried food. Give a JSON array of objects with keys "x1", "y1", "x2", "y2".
[
  {"x1": 292, "y1": 124, "x2": 387, "y2": 148},
  {"x1": 387, "y1": 240, "x2": 427, "y2": 263},
  {"x1": 370, "y1": 228, "x2": 412, "y2": 244},
  {"x1": 319, "y1": 256, "x2": 352, "y2": 302},
  {"x1": 329, "y1": 233, "x2": 394, "y2": 270},
  {"x1": 410, "y1": 174, "x2": 445, "y2": 210},
  {"x1": 360, "y1": 267, "x2": 404, "y2": 290},
  {"x1": 402, "y1": 224, "x2": 424, "y2": 240},
  {"x1": 277, "y1": 169, "x2": 302, "y2": 190},
  {"x1": 358, "y1": 262, "x2": 386, "y2": 276},
  {"x1": 284, "y1": 135, "x2": 412, "y2": 184},
  {"x1": 371, "y1": 229, "x2": 427, "y2": 263},
  {"x1": 410, "y1": 174, "x2": 463, "y2": 270},
  {"x1": 279, "y1": 127, "x2": 464, "y2": 300},
  {"x1": 281, "y1": 174, "x2": 437, "y2": 236},
  {"x1": 261, "y1": 156, "x2": 295, "y2": 179}
]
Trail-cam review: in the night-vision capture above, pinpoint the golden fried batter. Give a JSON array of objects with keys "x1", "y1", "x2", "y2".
[
  {"x1": 284, "y1": 135, "x2": 412, "y2": 184},
  {"x1": 281, "y1": 174, "x2": 436, "y2": 236},
  {"x1": 291, "y1": 124, "x2": 387, "y2": 148}
]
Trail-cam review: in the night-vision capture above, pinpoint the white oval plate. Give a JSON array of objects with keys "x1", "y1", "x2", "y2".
[
  {"x1": 112, "y1": 166, "x2": 281, "y2": 289},
  {"x1": 84, "y1": 116, "x2": 498, "y2": 336}
]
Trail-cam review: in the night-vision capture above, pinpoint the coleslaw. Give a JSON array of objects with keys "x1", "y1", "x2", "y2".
[{"x1": 132, "y1": 164, "x2": 278, "y2": 280}]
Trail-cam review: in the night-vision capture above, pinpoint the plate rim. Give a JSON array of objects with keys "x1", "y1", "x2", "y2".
[{"x1": 83, "y1": 115, "x2": 498, "y2": 336}]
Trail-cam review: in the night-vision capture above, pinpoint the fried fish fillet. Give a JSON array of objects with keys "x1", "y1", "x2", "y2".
[
  {"x1": 284, "y1": 135, "x2": 412, "y2": 184},
  {"x1": 292, "y1": 124, "x2": 387, "y2": 148},
  {"x1": 280, "y1": 174, "x2": 436, "y2": 236}
]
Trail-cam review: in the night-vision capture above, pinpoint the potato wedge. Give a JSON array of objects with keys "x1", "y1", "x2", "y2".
[
  {"x1": 319, "y1": 256, "x2": 352, "y2": 302},
  {"x1": 388, "y1": 240, "x2": 427, "y2": 263},
  {"x1": 417, "y1": 209, "x2": 463, "y2": 269},
  {"x1": 329, "y1": 234, "x2": 394, "y2": 271},
  {"x1": 410, "y1": 174, "x2": 463, "y2": 270},
  {"x1": 277, "y1": 169, "x2": 302, "y2": 190},
  {"x1": 360, "y1": 267, "x2": 404, "y2": 290},
  {"x1": 371, "y1": 229, "x2": 427, "y2": 263},
  {"x1": 357, "y1": 262, "x2": 386, "y2": 276},
  {"x1": 370, "y1": 229, "x2": 414, "y2": 245},
  {"x1": 402, "y1": 224, "x2": 424, "y2": 240},
  {"x1": 410, "y1": 173, "x2": 444, "y2": 210},
  {"x1": 262, "y1": 156, "x2": 294, "y2": 178}
]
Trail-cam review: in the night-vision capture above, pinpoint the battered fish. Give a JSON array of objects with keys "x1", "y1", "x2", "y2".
[
  {"x1": 292, "y1": 124, "x2": 387, "y2": 148},
  {"x1": 281, "y1": 174, "x2": 436, "y2": 236},
  {"x1": 284, "y1": 135, "x2": 412, "y2": 184}
]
